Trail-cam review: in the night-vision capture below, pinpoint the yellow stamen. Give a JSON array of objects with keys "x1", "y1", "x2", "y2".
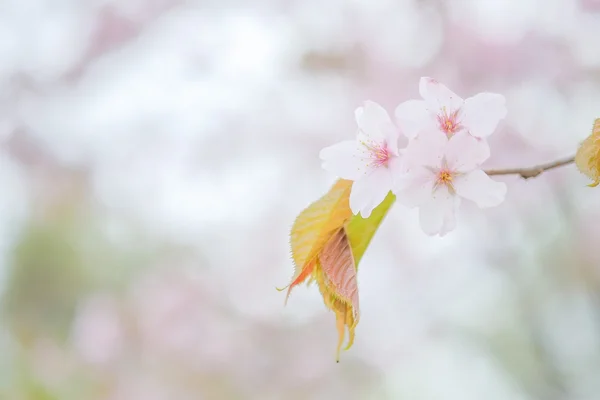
[{"x1": 438, "y1": 171, "x2": 453, "y2": 184}]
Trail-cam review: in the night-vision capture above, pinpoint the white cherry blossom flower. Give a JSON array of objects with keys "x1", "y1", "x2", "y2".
[
  {"x1": 394, "y1": 130, "x2": 507, "y2": 236},
  {"x1": 320, "y1": 101, "x2": 406, "y2": 218},
  {"x1": 395, "y1": 77, "x2": 507, "y2": 143}
]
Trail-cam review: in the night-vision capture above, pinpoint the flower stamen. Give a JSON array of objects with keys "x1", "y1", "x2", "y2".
[
  {"x1": 437, "y1": 107, "x2": 462, "y2": 137},
  {"x1": 435, "y1": 167, "x2": 455, "y2": 193},
  {"x1": 360, "y1": 139, "x2": 391, "y2": 169},
  {"x1": 438, "y1": 170, "x2": 453, "y2": 184}
]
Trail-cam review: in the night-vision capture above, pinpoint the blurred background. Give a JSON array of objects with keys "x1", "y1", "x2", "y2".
[{"x1": 1, "y1": 0, "x2": 600, "y2": 399}]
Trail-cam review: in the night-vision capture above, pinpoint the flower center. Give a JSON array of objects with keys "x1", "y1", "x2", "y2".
[
  {"x1": 437, "y1": 107, "x2": 462, "y2": 136},
  {"x1": 437, "y1": 170, "x2": 453, "y2": 184},
  {"x1": 361, "y1": 140, "x2": 391, "y2": 168},
  {"x1": 435, "y1": 168, "x2": 456, "y2": 193}
]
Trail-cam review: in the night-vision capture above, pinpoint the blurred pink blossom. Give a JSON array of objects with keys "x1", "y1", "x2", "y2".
[{"x1": 71, "y1": 293, "x2": 124, "y2": 367}]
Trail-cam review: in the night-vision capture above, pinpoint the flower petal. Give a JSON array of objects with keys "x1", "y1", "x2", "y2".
[
  {"x1": 387, "y1": 155, "x2": 410, "y2": 187},
  {"x1": 404, "y1": 129, "x2": 447, "y2": 169},
  {"x1": 462, "y1": 93, "x2": 506, "y2": 138},
  {"x1": 453, "y1": 170, "x2": 507, "y2": 208},
  {"x1": 394, "y1": 99, "x2": 434, "y2": 139},
  {"x1": 419, "y1": 77, "x2": 464, "y2": 113},
  {"x1": 349, "y1": 168, "x2": 392, "y2": 217},
  {"x1": 418, "y1": 185, "x2": 456, "y2": 236},
  {"x1": 393, "y1": 166, "x2": 435, "y2": 208},
  {"x1": 444, "y1": 131, "x2": 490, "y2": 172},
  {"x1": 439, "y1": 197, "x2": 460, "y2": 237},
  {"x1": 320, "y1": 140, "x2": 363, "y2": 180},
  {"x1": 355, "y1": 100, "x2": 392, "y2": 141}
]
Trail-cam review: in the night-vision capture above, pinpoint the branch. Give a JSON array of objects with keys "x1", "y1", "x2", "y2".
[{"x1": 484, "y1": 156, "x2": 576, "y2": 179}]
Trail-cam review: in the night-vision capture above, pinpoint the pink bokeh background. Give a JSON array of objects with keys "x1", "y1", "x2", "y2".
[{"x1": 1, "y1": 0, "x2": 600, "y2": 399}]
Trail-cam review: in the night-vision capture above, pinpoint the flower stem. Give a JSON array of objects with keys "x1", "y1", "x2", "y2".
[{"x1": 484, "y1": 156, "x2": 576, "y2": 179}]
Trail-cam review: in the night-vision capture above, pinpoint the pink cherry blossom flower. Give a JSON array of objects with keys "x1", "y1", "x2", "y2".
[
  {"x1": 395, "y1": 77, "x2": 507, "y2": 142},
  {"x1": 394, "y1": 130, "x2": 507, "y2": 236},
  {"x1": 320, "y1": 100, "x2": 406, "y2": 218}
]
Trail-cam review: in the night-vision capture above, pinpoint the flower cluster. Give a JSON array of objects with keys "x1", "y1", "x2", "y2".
[{"x1": 320, "y1": 77, "x2": 508, "y2": 236}]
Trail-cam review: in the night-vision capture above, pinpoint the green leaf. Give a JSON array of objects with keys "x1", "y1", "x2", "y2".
[{"x1": 345, "y1": 191, "x2": 395, "y2": 267}]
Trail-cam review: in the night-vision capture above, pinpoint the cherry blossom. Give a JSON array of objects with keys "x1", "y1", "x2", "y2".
[
  {"x1": 394, "y1": 130, "x2": 507, "y2": 236},
  {"x1": 320, "y1": 101, "x2": 406, "y2": 218},
  {"x1": 395, "y1": 77, "x2": 507, "y2": 143}
]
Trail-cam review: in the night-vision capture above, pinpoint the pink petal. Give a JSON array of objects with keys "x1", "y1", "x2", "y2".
[
  {"x1": 444, "y1": 131, "x2": 490, "y2": 173},
  {"x1": 453, "y1": 170, "x2": 507, "y2": 208},
  {"x1": 349, "y1": 167, "x2": 393, "y2": 218},
  {"x1": 404, "y1": 129, "x2": 447, "y2": 169},
  {"x1": 462, "y1": 93, "x2": 506, "y2": 138},
  {"x1": 393, "y1": 166, "x2": 435, "y2": 208},
  {"x1": 319, "y1": 140, "x2": 363, "y2": 180},
  {"x1": 419, "y1": 77, "x2": 464, "y2": 114},
  {"x1": 394, "y1": 100, "x2": 434, "y2": 139},
  {"x1": 418, "y1": 185, "x2": 456, "y2": 236},
  {"x1": 355, "y1": 100, "x2": 392, "y2": 141}
]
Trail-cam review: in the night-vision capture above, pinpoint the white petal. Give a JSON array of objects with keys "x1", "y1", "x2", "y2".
[
  {"x1": 355, "y1": 100, "x2": 392, "y2": 141},
  {"x1": 462, "y1": 93, "x2": 507, "y2": 138},
  {"x1": 349, "y1": 168, "x2": 393, "y2": 218},
  {"x1": 419, "y1": 77, "x2": 464, "y2": 113},
  {"x1": 393, "y1": 166, "x2": 435, "y2": 208},
  {"x1": 453, "y1": 170, "x2": 507, "y2": 208},
  {"x1": 404, "y1": 129, "x2": 447, "y2": 169},
  {"x1": 387, "y1": 155, "x2": 410, "y2": 187},
  {"x1": 383, "y1": 125, "x2": 400, "y2": 156},
  {"x1": 444, "y1": 131, "x2": 490, "y2": 172},
  {"x1": 439, "y1": 197, "x2": 461, "y2": 237},
  {"x1": 319, "y1": 140, "x2": 363, "y2": 180},
  {"x1": 394, "y1": 100, "x2": 435, "y2": 139},
  {"x1": 418, "y1": 185, "x2": 456, "y2": 236}
]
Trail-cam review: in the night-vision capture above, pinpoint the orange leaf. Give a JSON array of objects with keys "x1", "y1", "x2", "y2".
[
  {"x1": 317, "y1": 227, "x2": 359, "y2": 362},
  {"x1": 279, "y1": 179, "x2": 353, "y2": 302}
]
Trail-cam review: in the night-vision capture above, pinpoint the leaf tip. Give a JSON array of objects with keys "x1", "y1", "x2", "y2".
[{"x1": 335, "y1": 310, "x2": 345, "y2": 362}]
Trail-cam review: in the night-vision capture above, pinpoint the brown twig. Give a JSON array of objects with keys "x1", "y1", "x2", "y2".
[{"x1": 484, "y1": 155, "x2": 576, "y2": 179}]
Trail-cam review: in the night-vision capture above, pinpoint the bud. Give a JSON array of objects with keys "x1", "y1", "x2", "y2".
[{"x1": 576, "y1": 118, "x2": 600, "y2": 187}]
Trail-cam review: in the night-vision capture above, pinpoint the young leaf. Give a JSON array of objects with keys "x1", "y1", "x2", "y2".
[
  {"x1": 346, "y1": 192, "x2": 395, "y2": 267},
  {"x1": 576, "y1": 118, "x2": 600, "y2": 187},
  {"x1": 281, "y1": 179, "x2": 396, "y2": 361},
  {"x1": 317, "y1": 227, "x2": 359, "y2": 362},
  {"x1": 281, "y1": 179, "x2": 353, "y2": 301}
]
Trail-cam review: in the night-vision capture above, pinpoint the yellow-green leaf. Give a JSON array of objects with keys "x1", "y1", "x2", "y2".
[{"x1": 346, "y1": 191, "x2": 395, "y2": 267}]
